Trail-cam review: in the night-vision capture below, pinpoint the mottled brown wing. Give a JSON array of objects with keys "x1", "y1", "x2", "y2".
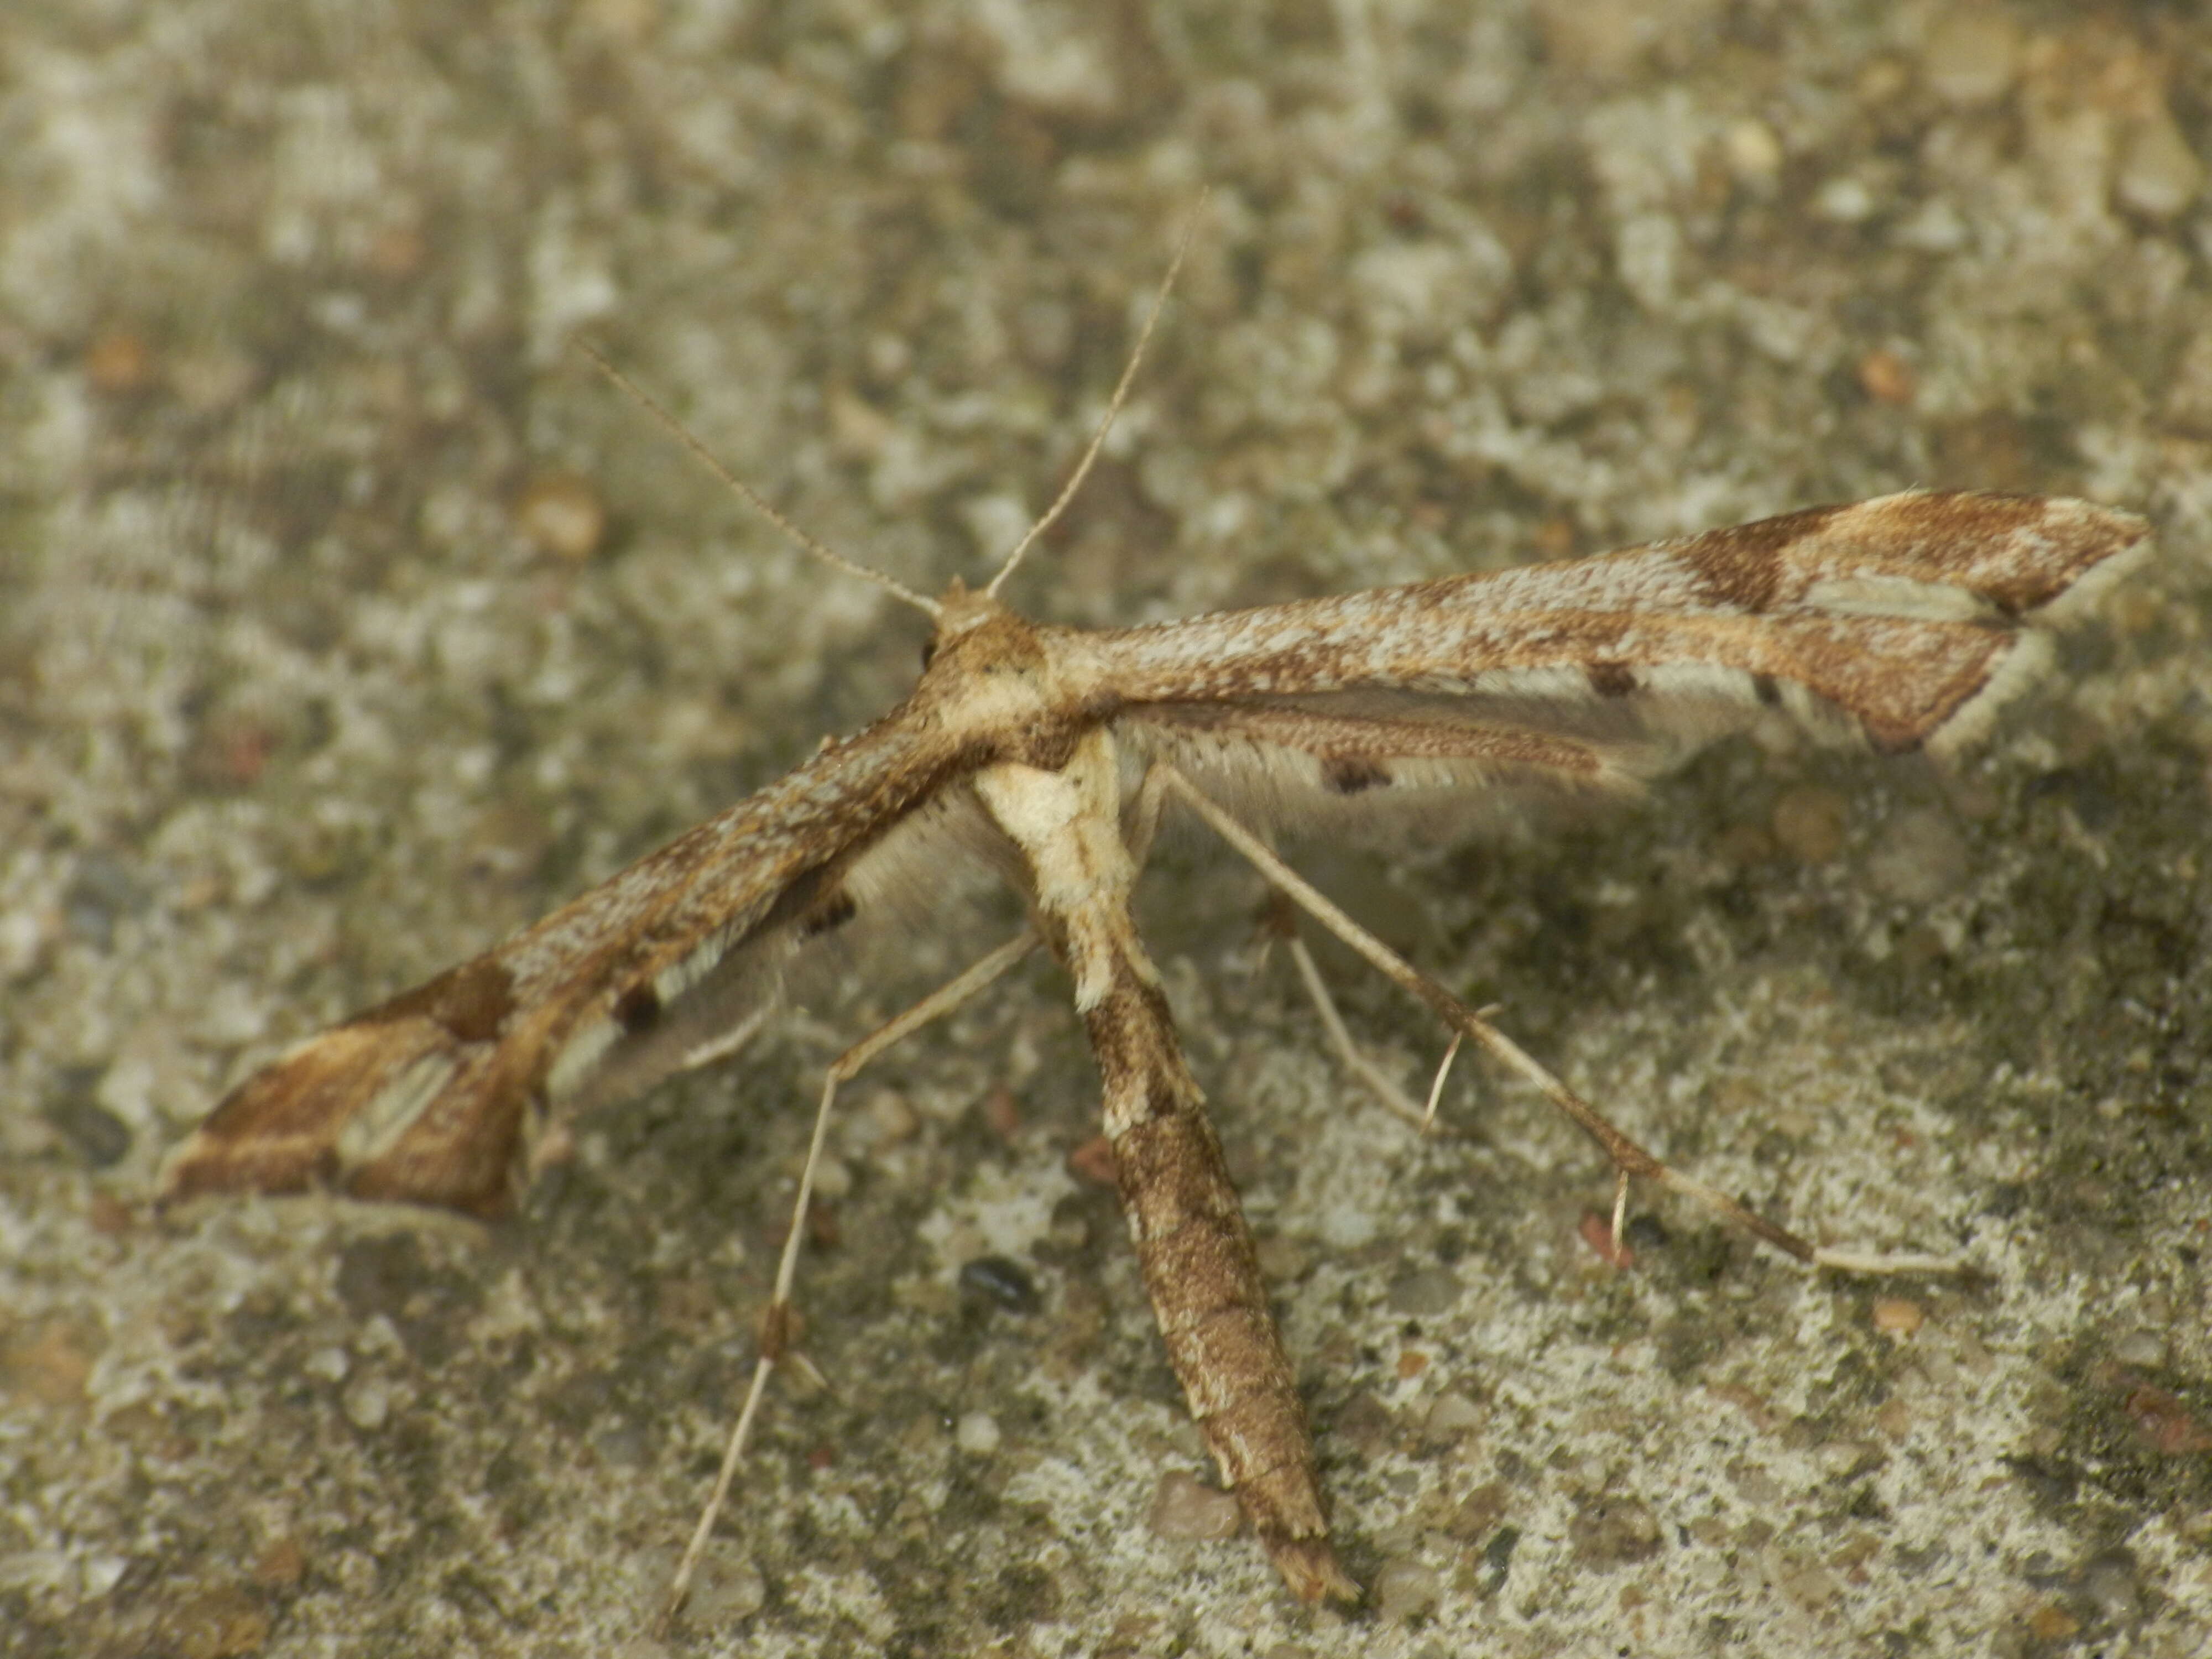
[
  {"x1": 159, "y1": 707, "x2": 971, "y2": 1217},
  {"x1": 1097, "y1": 491, "x2": 2149, "y2": 830}
]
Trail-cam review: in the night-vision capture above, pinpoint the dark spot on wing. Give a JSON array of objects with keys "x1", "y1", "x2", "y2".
[
  {"x1": 800, "y1": 888, "x2": 857, "y2": 938},
  {"x1": 613, "y1": 980, "x2": 661, "y2": 1035},
  {"x1": 375, "y1": 954, "x2": 514, "y2": 1043},
  {"x1": 1322, "y1": 756, "x2": 1390, "y2": 795},
  {"x1": 1751, "y1": 672, "x2": 1781, "y2": 707},
  {"x1": 1586, "y1": 661, "x2": 1636, "y2": 698}
]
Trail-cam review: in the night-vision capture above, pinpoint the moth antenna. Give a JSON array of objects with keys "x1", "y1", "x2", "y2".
[
  {"x1": 575, "y1": 340, "x2": 941, "y2": 620},
  {"x1": 984, "y1": 194, "x2": 1209, "y2": 601}
]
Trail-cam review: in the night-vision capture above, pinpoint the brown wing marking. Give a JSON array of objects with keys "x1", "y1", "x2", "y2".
[
  {"x1": 159, "y1": 710, "x2": 961, "y2": 1216},
  {"x1": 1092, "y1": 492, "x2": 2151, "y2": 757}
]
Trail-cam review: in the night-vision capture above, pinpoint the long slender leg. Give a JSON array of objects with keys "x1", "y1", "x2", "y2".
[
  {"x1": 1130, "y1": 764, "x2": 1429, "y2": 1128},
  {"x1": 658, "y1": 931, "x2": 1036, "y2": 1632},
  {"x1": 1272, "y1": 898, "x2": 1429, "y2": 1127},
  {"x1": 1153, "y1": 764, "x2": 1958, "y2": 1276}
]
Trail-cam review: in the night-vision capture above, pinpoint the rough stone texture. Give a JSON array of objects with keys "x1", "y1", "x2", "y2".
[{"x1": 5, "y1": 2, "x2": 2211, "y2": 1656}]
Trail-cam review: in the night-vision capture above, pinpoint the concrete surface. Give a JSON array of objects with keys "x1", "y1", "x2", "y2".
[{"x1": 4, "y1": 2, "x2": 2210, "y2": 1655}]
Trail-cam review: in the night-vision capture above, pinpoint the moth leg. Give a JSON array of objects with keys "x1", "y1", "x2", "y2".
[
  {"x1": 1264, "y1": 891, "x2": 1429, "y2": 1128},
  {"x1": 1124, "y1": 753, "x2": 1174, "y2": 868},
  {"x1": 1128, "y1": 763, "x2": 1427, "y2": 1127},
  {"x1": 659, "y1": 930, "x2": 1036, "y2": 1634},
  {"x1": 1151, "y1": 763, "x2": 1960, "y2": 1276},
  {"x1": 1422, "y1": 1032, "x2": 1464, "y2": 1133}
]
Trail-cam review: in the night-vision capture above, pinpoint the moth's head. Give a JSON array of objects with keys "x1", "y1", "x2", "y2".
[
  {"x1": 932, "y1": 576, "x2": 993, "y2": 637},
  {"x1": 920, "y1": 576, "x2": 1030, "y2": 675}
]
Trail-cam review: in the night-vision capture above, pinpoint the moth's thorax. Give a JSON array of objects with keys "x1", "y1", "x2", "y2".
[{"x1": 917, "y1": 582, "x2": 1109, "y2": 762}]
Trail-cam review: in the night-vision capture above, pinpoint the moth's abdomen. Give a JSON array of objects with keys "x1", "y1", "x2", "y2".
[
  {"x1": 973, "y1": 732, "x2": 1356, "y2": 1602},
  {"x1": 1086, "y1": 971, "x2": 1358, "y2": 1605}
]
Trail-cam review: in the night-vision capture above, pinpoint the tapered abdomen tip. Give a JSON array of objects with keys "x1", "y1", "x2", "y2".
[{"x1": 1268, "y1": 1535, "x2": 1360, "y2": 1605}]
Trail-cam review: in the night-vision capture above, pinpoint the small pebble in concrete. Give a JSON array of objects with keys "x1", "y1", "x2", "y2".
[
  {"x1": 2112, "y1": 1327, "x2": 2167, "y2": 1368},
  {"x1": 954, "y1": 1410, "x2": 1001, "y2": 1455},
  {"x1": 1817, "y1": 1439, "x2": 1885, "y2": 1480},
  {"x1": 85, "y1": 328, "x2": 155, "y2": 394},
  {"x1": 254, "y1": 1538, "x2": 307, "y2": 1589},
  {"x1": 864, "y1": 1088, "x2": 919, "y2": 1145},
  {"x1": 2117, "y1": 117, "x2": 2205, "y2": 220},
  {"x1": 1771, "y1": 786, "x2": 1849, "y2": 863},
  {"x1": 1371, "y1": 1557, "x2": 1443, "y2": 1623},
  {"x1": 687, "y1": 1556, "x2": 767, "y2": 1625},
  {"x1": 958, "y1": 1254, "x2": 1040, "y2": 1315},
  {"x1": 1921, "y1": 9, "x2": 2021, "y2": 107},
  {"x1": 1871, "y1": 1296, "x2": 1925, "y2": 1339},
  {"x1": 1147, "y1": 1470, "x2": 1241, "y2": 1541},
  {"x1": 1386, "y1": 1266, "x2": 1460, "y2": 1316},
  {"x1": 342, "y1": 1377, "x2": 390, "y2": 1431},
  {"x1": 1569, "y1": 1494, "x2": 1662, "y2": 1566},
  {"x1": 1857, "y1": 347, "x2": 1916, "y2": 408},
  {"x1": 1867, "y1": 808, "x2": 1969, "y2": 905},
  {"x1": 1722, "y1": 118, "x2": 1783, "y2": 189},
  {"x1": 513, "y1": 473, "x2": 606, "y2": 562},
  {"x1": 1066, "y1": 1135, "x2": 1117, "y2": 1186},
  {"x1": 2079, "y1": 1547, "x2": 2143, "y2": 1623},
  {"x1": 164, "y1": 1585, "x2": 270, "y2": 1658},
  {"x1": 1423, "y1": 1390, "x2": 1485, "y2": 1442}
]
